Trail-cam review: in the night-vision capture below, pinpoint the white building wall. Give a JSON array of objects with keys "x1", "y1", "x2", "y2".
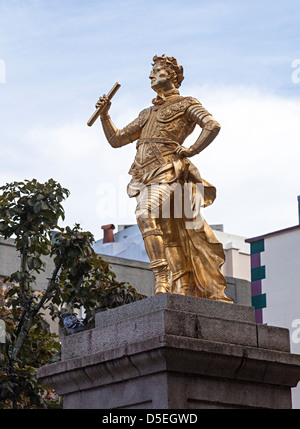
[
  {"x1": 260, "y1": 228, "x2": 300, "y2": 408},
  {"x1": 260, "y1": 229, "x2": 300, "y2": 345}
]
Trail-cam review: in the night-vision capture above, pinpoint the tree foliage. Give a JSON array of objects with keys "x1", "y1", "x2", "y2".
[
  {"x1": 0, "y1": 285, "x2": 61, "y2": 409},
  {"x1": 0, "y1": 179, "x2": 145, "y2": 408}
]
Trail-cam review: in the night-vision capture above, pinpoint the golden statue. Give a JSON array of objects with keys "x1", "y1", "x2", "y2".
[{"x1": 92, "y1": 55, "x2": 232, "y2": 303}]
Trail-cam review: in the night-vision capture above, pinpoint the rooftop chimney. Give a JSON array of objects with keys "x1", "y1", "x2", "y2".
[{"x1": 101, "y1": 224, "x2": 115, "y2": 243}]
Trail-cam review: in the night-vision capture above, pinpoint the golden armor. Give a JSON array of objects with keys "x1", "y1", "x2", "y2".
[{"x1": 96, "y1": 55, "x2": 232, "y2": 303}]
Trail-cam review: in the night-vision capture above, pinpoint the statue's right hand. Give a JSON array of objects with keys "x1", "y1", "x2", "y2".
[{"x1": 95, "y1": 94, "x2": 111, "y2": 115}]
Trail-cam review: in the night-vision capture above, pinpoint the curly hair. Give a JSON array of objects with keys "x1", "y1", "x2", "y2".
[{"x1": 152, "y1": 55, "x2": 184, "y2": 88}]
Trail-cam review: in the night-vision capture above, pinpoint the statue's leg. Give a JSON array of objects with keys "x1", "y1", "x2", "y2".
[
  {"x1": 135, "y1": 183, "x2": 174, "y2": 295},
  {"x1": 160, "y1": 217, "x2": 191, "y2": 295},
  {"x1": 137, "y1": 214, "x2": 170, "y2": 295}
]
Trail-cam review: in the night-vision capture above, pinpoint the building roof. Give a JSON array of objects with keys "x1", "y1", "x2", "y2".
[
  {"x1": 93, "y1": 224, "x2": 149, "y2": 262},
  {"x1": 245, "y1": 224, "x2": 300, "y2": 243}
]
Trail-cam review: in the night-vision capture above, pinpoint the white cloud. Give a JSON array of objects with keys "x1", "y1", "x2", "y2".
[
  {"x1": 183, "y1": 84, "x2": 300, "y2": 237},
  {"x1": 21, "y1": 113, "x2": 138, "y2": 239}
]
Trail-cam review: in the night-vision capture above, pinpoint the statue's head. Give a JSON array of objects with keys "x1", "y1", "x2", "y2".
[{"x1": 150, "y1": 55, "x2": 184, "y2": 92}]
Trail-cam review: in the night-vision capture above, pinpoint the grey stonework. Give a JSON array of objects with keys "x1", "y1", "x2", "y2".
[{"x1": 37, "y1": 294, "x2": 300, "y2": 409}]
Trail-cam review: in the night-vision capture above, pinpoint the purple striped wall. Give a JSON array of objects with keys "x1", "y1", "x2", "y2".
[{"x1": 250, "y1": 253, "x2": 263, "y2": 324}]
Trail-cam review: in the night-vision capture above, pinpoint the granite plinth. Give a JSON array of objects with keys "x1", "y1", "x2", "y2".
[{"x1": 37, "y1": 294, "x2": 300, "y2": 409}]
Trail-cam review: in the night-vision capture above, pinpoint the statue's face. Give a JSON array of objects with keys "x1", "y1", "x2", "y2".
[{"x1": 149, "y1": 62, "x2": 174, "y2": 93}]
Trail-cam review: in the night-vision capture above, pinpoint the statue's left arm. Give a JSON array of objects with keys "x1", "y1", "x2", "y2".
[{"x1": 175, "y1": 103, "x2": 221, "y2": 157}]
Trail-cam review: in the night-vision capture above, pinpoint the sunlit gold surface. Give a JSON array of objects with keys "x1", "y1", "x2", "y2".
[
  {"x1": 95, "y1": 55, "x2": 232, "y2": 302},
  {"x1": 87, "y1": 82, "x2": 120, "y2": 127}
]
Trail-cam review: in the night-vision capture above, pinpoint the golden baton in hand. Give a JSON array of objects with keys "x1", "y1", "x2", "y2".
[{"x1": 87, "y1": 82, "x2": 121, "y2": 127}]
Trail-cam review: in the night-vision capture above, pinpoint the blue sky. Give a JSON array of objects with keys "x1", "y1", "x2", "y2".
[{"x1": 1, "y1": 0, "x2": 300, "y2": 240}]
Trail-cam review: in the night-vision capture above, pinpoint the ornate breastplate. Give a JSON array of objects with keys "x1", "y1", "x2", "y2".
[
  {"x1": 138, "y1": 97, "x2": 197, "y2": 159},
  {"x1": 129, "y1": 96, "x2": 200, "y2": 178}
]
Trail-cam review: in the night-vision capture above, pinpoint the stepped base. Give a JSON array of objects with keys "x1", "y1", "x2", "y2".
[{"x1": 37, "y1": 294, "x2": 300, "y2": 409}]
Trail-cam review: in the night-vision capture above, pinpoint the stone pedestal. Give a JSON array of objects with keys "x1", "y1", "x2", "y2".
[{"x1": 37, "y1": 294, "x2": 300, "y2": 409}]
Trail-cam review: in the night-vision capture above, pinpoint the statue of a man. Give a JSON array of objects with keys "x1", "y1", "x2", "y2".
[{"x1": 96, "y1": 55, "x2": 232, "y2": 302}]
